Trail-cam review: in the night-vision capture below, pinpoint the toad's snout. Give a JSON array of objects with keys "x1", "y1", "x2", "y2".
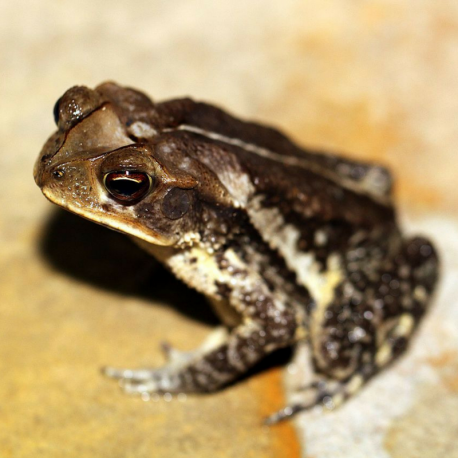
[{"x1": 33, "y1": 155, "x2": 46, "y2": 188}]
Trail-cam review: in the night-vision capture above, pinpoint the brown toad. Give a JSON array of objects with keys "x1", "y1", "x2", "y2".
[{"x1": 34, "y1": 82, "x2": 438, "y2": 423}]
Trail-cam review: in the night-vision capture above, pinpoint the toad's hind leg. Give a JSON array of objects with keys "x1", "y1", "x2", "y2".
[{"x1": 266, "y1": 236, "x2": 438, "y2": 424}]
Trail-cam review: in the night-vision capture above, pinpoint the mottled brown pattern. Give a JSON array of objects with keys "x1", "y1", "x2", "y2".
[
  {"x1": 34, "y1": 82, "x2": 438, "y2": 425},
  {"x1": 314, "y1": 234, "x2": 438, "y2": 380}
]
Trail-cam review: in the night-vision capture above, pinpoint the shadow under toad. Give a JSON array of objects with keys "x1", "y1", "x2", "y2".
[
  {"x1": 39, "y1": 208, "x2": 291, "y2": 377},
  {"x1": 39, "y1": 208, "x2": 218, "y2": 325}
]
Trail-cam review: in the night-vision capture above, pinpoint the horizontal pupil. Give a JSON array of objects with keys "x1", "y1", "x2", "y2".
[
  {"x1": 105, "y1": 172, "x2": 150, "y2": 200},
  {"x1": 110, "y1": 178, "x2": 144, "y2": 196},
  {"x1": 112, "y1": 177, "x2": 143, "y2": 184}
]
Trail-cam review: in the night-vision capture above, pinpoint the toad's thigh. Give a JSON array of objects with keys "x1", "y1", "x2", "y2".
[{"x1": 309, "y1": 236, "x2": 438, "y2": 380}]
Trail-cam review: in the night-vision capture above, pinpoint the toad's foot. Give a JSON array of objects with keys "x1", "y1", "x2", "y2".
[
  {"x1": 264, "y1": 375, "x2": 360, "y2": 425},
  {"x1": 102, "y1": 327, "x2": 231, "y2": 394},
  {"x1": 102, "y1": 343, "x2": 201, "y2": 392},
  {"x1": 102, "y1": 338, "x2": 200, "y2": 382},
  {"x1": 103, "y1": 365, "x2": 186, "y2": 394}
]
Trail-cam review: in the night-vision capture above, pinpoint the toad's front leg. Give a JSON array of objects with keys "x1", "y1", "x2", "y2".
[{"x1": 104, "y1": 276, "x2": 299, "y2": 394}]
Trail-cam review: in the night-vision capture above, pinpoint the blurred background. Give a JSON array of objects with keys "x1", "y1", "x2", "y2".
[{"x1": 1, "y1": 1, "x2": 457, "y2": 457}]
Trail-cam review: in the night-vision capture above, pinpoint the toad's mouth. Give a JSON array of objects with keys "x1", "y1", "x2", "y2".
[{"x1": 42, "y1": 187, "x2": 173, "y2": 247}]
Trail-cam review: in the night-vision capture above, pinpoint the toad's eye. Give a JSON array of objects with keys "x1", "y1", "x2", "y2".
[{"x1": 103, "y1": 171, "x2": 152, "y2": 202}]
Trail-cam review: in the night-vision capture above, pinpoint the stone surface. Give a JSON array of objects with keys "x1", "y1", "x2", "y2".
[
  {"x1": 1, "y1": 1, "x2": 457, "y2": 457},
  {"x1": 0, "y1": 210, "x2": 299, "y2": 457}
]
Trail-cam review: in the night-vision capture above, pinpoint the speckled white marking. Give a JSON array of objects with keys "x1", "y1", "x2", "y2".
[
  {"x1": 315, "y1": 229, "x2": 328, "y2": 246},
  {"x1": 128, "y1": 121, "x2": 157, "y2": 138},
  {"x1": 393, "y1": 313, "x2": 415, "y2": 337},
  {"x1": 375, "y1": 343, "x2": 392, "y2": 366},
  {"x1": 346, "y1": 374, "x2": 364, "y2": 395},
  {"x1": 217, "y1": 167, "x2": 255, "y2": 207}
]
